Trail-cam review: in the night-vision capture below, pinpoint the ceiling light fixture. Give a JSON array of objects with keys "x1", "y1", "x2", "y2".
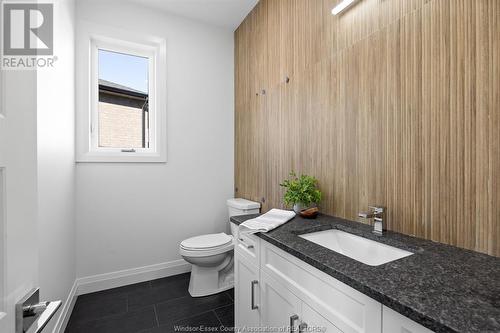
[{"x1": 331, "y1": 0, "x2": 358, "y2": 15}]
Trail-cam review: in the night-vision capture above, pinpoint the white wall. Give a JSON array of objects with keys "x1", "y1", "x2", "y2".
[
  {"x1": 75, "y1": 0, "x2": 235, "y2": 278},
  {"x1": 37, "y1": 0, "x2": 76, "y2": 331},
  {"x1": 0, "y1": 68, "x2": 39, "y2": 333}
]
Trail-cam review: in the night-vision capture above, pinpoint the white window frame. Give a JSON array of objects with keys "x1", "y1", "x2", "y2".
[{"x1": 76, "y1": 24, "x2": 166, "y2": 163}]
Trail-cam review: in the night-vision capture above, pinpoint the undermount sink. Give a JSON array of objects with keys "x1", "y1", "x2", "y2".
[{"x1": 299, "y1": 229, "x2": 413, "y2": 266}]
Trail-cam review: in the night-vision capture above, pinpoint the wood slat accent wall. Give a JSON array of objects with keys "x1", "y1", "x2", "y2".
[{"x1": 234, "y1": 0, "x2": 500, "y2": 257}]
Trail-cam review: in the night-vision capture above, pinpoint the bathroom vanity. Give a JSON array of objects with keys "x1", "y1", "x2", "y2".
[{"x1": 232, "y1": 214, "x2": 500, "y2": 333}]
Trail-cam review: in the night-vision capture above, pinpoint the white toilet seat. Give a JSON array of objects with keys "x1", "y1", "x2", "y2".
[
  {"x1": 180, "y1": 242, "x2": 233, "y2": 257},
  {"x1": 180, "y1": 233, "x2": 234, "y2": 257}
]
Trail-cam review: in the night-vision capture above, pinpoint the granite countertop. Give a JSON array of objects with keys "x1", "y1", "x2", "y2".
[{"x1": 230, "y1": 213, "x2": 500, "y2": 333}]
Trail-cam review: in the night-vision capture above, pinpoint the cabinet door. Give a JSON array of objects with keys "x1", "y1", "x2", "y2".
[
  {"x1": 261, "y1": 240, "x2": 382, "y2": 333},
  {"x1": 260, "y1": 271, "x2": 302, "y2": 333},
  {"x1": 235, "y1": 250, "x2": 261, "y2": 331},
  {"x1": 383, "y1": 306, "x2": 434, "y2": 333},
  {"x1": 301, "y1": 302, "x2": 343, "y2": 333}
]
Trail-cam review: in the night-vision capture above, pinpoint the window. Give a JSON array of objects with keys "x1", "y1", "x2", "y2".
[
  {"x1": 97, "y1": 50, "x2": 150, "y2": 150},
  {"x1": 77, "y1": 28, "x2": 166, "y2": 162}
]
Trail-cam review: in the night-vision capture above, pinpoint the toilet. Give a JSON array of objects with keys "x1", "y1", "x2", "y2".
[{"x1": 180, "y1": 198, "x2": 261, "y2": 297}]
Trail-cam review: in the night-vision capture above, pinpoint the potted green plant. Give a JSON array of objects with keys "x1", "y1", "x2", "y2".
[{"x1": 280, "y1": 172, "x2": 322, "y2": 213}]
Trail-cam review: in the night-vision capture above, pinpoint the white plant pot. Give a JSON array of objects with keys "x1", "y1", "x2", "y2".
[
  {"x1": 293, "y1": 203, "x2": 305, "y2": 213},
  {"x1": 293, "y1": 203, "x2": 317, "y2": 213}
]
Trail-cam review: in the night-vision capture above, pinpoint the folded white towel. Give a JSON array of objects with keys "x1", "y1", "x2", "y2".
[{"x1": 239, "y1": 209, "x2": 296, "y2": 235}]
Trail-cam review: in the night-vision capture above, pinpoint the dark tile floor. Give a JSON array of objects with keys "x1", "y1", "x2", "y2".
[{"x1": 65, "y1": 273, "x2": 234, "y2": 333}]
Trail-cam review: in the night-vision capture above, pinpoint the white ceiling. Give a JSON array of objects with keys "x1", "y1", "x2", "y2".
[{"x1": 125, "y1": 0, "x2": 259, "y2": 30}]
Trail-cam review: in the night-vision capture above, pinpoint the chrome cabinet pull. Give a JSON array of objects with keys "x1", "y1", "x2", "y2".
[
  {"x1": 299, "y1": 322, "x2": 308, "y2": 333},
  {"x1": 251, "y1": 280, "x2": 259, "y2": 310},
  {"x1": 289, "y1": 315, "x2": 299, "y2": 333}
]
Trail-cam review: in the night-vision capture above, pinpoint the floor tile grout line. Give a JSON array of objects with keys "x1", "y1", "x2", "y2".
[
  {"x1": 161, "y1": 301, "x2": 234, "y2": 323},
  {"x1": 212, "y1": 309, "x2": 225, "y2": 327},
  {"x1": 162, "y1": 303, "x2": 234, "y2": 328},
  {"x1": 153, "y1": 304, "x2": 160, "y2": 327},
  {"x1": 131, "y1": 290, "x2": 231, "y2": 313},
  {"x1": 148, "y1": 293, "x2": 193, "y2": 309},
  {"x1": 211, "y1": 303, "x2": 234, "y2": 313},
  {"x1": 72, "y1": 301, "x2": 219, "y2": 326},
  {"x1": 66, "y1": 305, "x2": 154, "y2": 328},
  {"x1": 112, "y1": 289, "x2": 193, "y2": 315}
]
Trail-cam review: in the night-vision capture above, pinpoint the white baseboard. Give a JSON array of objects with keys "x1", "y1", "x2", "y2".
[
  {"x1": 76, "y1": 259, "x2": 191, "y2": 295},
  {"x1": 54, "y1": 259, "x2": 191, "y2": 333},
  {"x1": 53, "y1": 280, "x2": 78, "y2": 333}
]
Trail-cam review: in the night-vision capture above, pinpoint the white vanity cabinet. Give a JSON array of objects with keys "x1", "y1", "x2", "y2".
[
  {"x1": 383, "y1": 306, "x2": 434, "y2": 333},
  {"x1": 234, "y1": 233, "x2": 436, "y2": 333},
  {"x1": 234, "y1": 249, "x2": 260, "y2": 330}
]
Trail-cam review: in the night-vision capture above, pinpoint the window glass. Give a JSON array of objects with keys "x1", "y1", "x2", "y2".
[{"x1": 98, "y1": 49, "x2": 149, "y2": 149}]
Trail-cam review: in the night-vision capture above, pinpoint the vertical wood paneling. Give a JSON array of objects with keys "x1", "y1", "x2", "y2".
[
  {"x1": 475, "y1": 0, "x2": 489, "y2": 253},
  {"x1": 235, "y1": 0, "x2": 500, "y2": 257},
  {"x1": 491, "y1": 0, "x2": 500, "y2": 256}
]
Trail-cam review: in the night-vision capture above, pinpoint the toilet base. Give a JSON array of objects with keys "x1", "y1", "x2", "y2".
[
  {"x1": 188, "y1": 256, "x2": 234, "y2": 297},
  {"x1": 188, "y1": 279, "x2": 234, "y2": 297}
]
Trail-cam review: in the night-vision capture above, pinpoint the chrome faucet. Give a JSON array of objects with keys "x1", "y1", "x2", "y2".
[{"x1": 358, "y1": 206, "x2": 384, "y2": 236}]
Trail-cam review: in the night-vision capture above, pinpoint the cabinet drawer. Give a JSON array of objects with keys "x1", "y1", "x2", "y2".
[
  {"x1": 261, "y1": 241, "x2": 381, "y2": 333},
  {"x1": 235, "y1": 232, "x2": 260, "y2": 266}
]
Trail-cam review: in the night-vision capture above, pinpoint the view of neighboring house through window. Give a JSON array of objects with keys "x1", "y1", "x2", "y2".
[
  {"x1": 77, "y1": 31, "x2": 165, "y2": 162},
  {"x1": 98, "y1": 49, "x2": 149, "y2": 149}
]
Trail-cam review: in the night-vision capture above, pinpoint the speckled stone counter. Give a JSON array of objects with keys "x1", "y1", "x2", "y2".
[{"x1": 230, "y1": 213, "x2": 500, "y2": 333}]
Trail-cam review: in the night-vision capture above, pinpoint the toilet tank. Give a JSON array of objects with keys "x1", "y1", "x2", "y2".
[
  {"x1": 227, "y1": 198, "x2": 261, "y2": 217},
  {"x1": 227, "y1": 198, "x2": 261, "y2": 238}
]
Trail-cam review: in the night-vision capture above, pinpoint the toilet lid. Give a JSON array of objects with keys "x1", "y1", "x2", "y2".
[{"x1": 180, "y1": 233, "x2": 233, "y2": 250}]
